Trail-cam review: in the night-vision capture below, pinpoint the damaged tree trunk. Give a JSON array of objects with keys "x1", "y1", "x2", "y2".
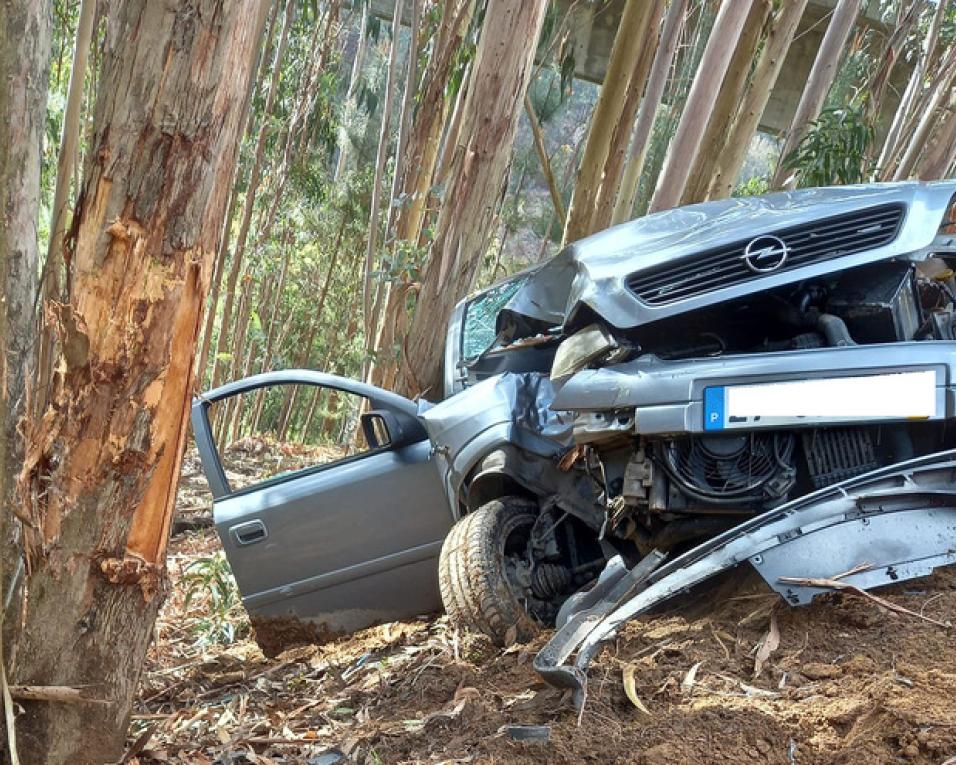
[{"x1": 11, "y1": 2, "x2": 268, "y2": 763}]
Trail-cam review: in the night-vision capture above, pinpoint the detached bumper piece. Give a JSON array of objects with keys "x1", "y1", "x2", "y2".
[{"x1": 534, "y1": 451, "x2": 956, "y2": 710}]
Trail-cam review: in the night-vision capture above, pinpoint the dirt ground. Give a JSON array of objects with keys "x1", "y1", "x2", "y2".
[{"x1": 128, "y1": 450, "x2": 956, "y2": 765}]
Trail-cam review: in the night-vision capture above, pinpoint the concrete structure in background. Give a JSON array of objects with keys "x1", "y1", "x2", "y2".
[{"x1": 367, "y1": 0, "x2": 910, "y2": 135}]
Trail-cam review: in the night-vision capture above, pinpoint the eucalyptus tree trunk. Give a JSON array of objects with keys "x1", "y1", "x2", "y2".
[
  {"x1": 196, "y1": 0, "x2": 282, "y2": 385},
  {"x1": 397, "y1": 0, "x2": 549, "y2": 398},
  {"x1": 563, "y1": 0, "x2": 663, "y2": 244},
  {"x1": 589, "y1": 0, "x2": 665, "y2": 233},
  {"x1": 370, "y1": 0, "x2": 476, "y2": 389},
  {"x1": 878, "y1": 0, "x2": 949, "y2": 179},
  {"x1": 680, "y1": 0, "x2": 771, "y2": 205},
  {"x1": 770, "y1": 0, "x2": 860, "y2": 189},
  {"x1": 363, "y1": 0, "x2": 406, "y2": 352},
  {"x1": 708, "y1": 0, "x2": 809, "y2": 199},
  {"x1": 917, "y1": 97, "x2": 956, "y2": 180},
  {"x1": 209, "y1": 0, "x2": 295, "y2": 391},
  {"x1": 11, "y1": 3, "x2": 267, "y2": 762},
  {"x1": 894, "y1": 49, "x2": 956, "y2": 180},
  {"x1": 0, "y1": 7, "x2": 51, "y2": 745},
  {"x1": 395, "y1": 0, "x2": 476, "y2": 247},
  {"x1": 334, "y1": 0, "x2": 371, "y2": 183},
  {"x1": 648, "y1": 0, "x2": 755, "y2": 213},
  {"x1": 526, "y1": 93, "x2": 567, "y2": 226},
  {"x1": 612, "y1": 0, "x2": 687, "y2": 225}
]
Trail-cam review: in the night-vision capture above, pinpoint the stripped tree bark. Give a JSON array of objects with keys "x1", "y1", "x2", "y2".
[
  {"x1": 770, "y1": 0, "x2": 861, "y2": 189},
  {"x1": 648, "y1": 0, "x2": 755, "y2": 213},
  {"x1": 708, "y1": 0, "x2": 809, "y2": 199},
  {"x1": 679, "y1": 0, "x2": 771, "y2": 205},
  {"x1": 525, "y1": 93, "x2": 567, "y2": 227},
  {"x1": 563, "y1": 0, "x2": 663, "y2": 244},
  {"x1": 11, "y1": 2, "x2": 267, "y2": 762},
  {"x1": 612, "y1": 0, "x2": 687, "y2": 225},
  {"x1": 396, "y1": 0, "x2": 549, "y2": 398}
]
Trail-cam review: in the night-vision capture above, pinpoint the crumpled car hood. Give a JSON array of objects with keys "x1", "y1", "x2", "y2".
[{"x1": 499, "y1": 181, "x2": 956, "y2": 333}]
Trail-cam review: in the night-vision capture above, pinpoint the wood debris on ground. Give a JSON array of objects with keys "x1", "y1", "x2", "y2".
[{"x1": 127, "y1": 454, "x2": 956, "y2": 764}]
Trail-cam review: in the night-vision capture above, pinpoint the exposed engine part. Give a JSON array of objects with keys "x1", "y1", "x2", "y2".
[
  {"x1": 828, "y1": 262, "x2": 922, "y2": 343},
  {"x1": 801, "y1": 428, "x2": 878, "y2": 488},
  {"x1": 530, "y1": 563, "x2": 573, "y2": 600},
  {"x1": 622, "y1": 447, "x2": 667, "y2": 511},
  {"x1": 816, "y1": 312, "x2": 856, "y2": 346},
  {"x1": 659, "y1": 434, "x2": 796, "y2": 505}
]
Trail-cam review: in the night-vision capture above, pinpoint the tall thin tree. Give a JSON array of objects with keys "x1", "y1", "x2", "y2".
[
  {"x1": 648, "y1": 0, "x2": 755, "y2": 213},
  {"x1": 770, "y1": 0, "x2": 861, "y2": 189}
]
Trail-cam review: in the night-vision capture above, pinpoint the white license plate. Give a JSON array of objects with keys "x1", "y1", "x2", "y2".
[{"x1": 703, "y1": 370, "x2": 938, "y2": 431}]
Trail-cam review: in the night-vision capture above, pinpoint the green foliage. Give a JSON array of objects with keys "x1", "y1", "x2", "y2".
[
  {"x1": 181, "y1": 552, "x2": 248, "y2": 646},
  {"x1": 733, "y1": 175, "x2": 770, "y2": 198},
  {"x1": 782, "y1": 106, "x2": 875, "y2": 187}
]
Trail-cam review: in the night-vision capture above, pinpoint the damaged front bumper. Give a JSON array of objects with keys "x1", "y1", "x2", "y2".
[{"x1": 534, "y1": 450, "x2": 956, "y2": 709}]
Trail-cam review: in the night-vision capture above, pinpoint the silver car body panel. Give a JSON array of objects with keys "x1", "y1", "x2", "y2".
[
  {"x1": 550, "y1": 341, "x2": 956, "y2": 433},
  {"x1": 493, "y1": 181, "x2": 956, "y2": 332},
  {"x1": 421, "y1": 373, "x2": 572, "y2": 513},
  {"x1": 534, "y1": 451, "x2": 956, "y2": 708},
  {"x1": 191, "y1": 370, "x2": 453, "y2": 653}
]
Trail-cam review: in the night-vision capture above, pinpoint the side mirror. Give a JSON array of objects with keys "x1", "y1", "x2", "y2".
[{"x1": 361, "y1": 410, "x2": 412, "y2": 450}]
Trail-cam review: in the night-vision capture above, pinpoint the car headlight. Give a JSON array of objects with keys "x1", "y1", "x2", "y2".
[{"x1": 550, "y1": 324, "x2": 617, "y2": 384}]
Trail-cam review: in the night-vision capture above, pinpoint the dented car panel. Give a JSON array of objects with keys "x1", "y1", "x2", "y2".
[
  {"x1": 534, "y1": 451, "x2": 956, "y2": 708},
  {"x1": 506, "y1": 181, "x2": 956, "y2": 332},
  {"x1": 421, "y1": 373, "x2": 572, "y2": 511}
]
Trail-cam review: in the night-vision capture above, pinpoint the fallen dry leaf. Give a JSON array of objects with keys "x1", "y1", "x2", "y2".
[
  {"x1": 622, "y1": 664, "x2": 652, "y2": 715},
  {"x1": 753, "y1": 609, "x2": 780, "y2": 678}
]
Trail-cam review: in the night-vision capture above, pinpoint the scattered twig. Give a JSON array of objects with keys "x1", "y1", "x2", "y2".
[
  {"x1": 778, "y1": 576, "x2": 952, "y2": 629},
  {"x1": 9, "y1": 684, "x2": 110, "y2": 705},
  {"x1": 118, "y1": 724, "x2": 155, "y2": 763}
]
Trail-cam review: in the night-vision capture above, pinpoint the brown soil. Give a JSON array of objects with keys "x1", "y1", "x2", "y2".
[{"x1": 128, "y1": 451, "x2": 956, "y2": 765}]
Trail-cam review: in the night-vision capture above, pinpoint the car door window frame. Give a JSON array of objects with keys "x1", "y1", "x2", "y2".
[{"x1": 191, "y1": 370, "x2": 426, "y2": 501}]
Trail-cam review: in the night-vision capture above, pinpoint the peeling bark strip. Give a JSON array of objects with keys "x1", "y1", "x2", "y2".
[{"x1": 12, "y1": 3, "x2": 269, "y2": 763}]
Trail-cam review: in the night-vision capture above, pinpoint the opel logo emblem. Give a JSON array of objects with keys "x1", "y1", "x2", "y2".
[{"x1": 742, "y1": 235, "x2": 790, "y2": 273}]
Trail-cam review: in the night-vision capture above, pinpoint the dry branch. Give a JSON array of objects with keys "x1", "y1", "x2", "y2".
[{"x1": 778, "y1": 576, "x2": 953, "y2": 629}]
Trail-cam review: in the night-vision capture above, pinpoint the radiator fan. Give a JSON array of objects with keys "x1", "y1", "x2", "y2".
[{"x1": 661, "y1": 433, "x2": 796, "y2": 505}]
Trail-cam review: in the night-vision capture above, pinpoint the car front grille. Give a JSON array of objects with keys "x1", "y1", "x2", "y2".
[{"x1": 626, "y1": 203, "x2": 906, "y2": 306}]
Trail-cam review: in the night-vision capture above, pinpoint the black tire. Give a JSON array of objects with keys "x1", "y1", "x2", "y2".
[{"x1": 438, "y1": 496, "x2": 541, "y2": 646}]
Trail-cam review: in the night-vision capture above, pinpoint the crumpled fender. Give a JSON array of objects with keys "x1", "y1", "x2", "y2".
[{"x1": 534, "y1": 450, "x2": 956, "y2": 710}]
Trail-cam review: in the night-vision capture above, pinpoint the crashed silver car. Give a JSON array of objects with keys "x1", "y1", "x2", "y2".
[{"x1": 193, "y1": 181, "x2": 956, "y2": 670}]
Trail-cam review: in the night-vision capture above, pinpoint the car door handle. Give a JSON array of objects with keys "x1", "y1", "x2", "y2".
[{"x1": 231, "y1": 520, "x2": 268, "y2": 546}]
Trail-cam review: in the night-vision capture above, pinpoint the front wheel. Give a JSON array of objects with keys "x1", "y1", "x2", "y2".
[{"x1": 438, "y1": 496, "x2": 543, "y2": 646}]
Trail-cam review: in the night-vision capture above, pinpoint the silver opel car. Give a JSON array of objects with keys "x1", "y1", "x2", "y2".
[{"x1": 193, "y1": 181, "x2": 956, "y2": 661}]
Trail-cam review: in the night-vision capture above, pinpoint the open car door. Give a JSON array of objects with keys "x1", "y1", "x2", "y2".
[{"x1": 191, "y1": 370, "x2": 452, "y2": 656}]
